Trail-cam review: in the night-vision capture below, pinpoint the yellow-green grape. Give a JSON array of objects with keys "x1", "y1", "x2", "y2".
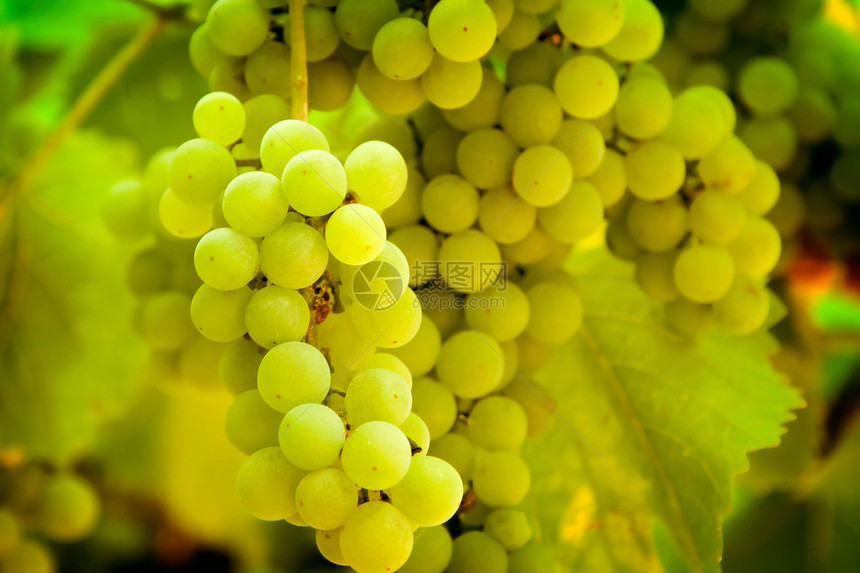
[
  {"x1": 422, "y1": 126, "x2": 465, "y2": 179},
  {"x1": 484, "y1": 508, "x2": 532, "y2": 550},
  {"x1": 498, "y1": 9, "x2": 540, "y2": 51},
  {"x1": 300, "y1": 5, "x2": 339, "y2": 62},
  {"x1": 500, "y1": 225, "x2": 557, "y2": 265},
  {"x1": 502, "y1": 379, "x2": 555, "y2": 438},
  {"x1": 506, "y1": 42, "x2": 560, "y2": 88},
  {"x1": 448, "y1": 531, "x2": 507, "y2": 573},
  {"x1": 766, "y1": 182, "x2": 805, "y2": 237},
  {"x1": 525, "y1": 282, "x2": 583, "y2": 345},
  {"x1": 508, "y1": 544, "x2": 564, "y2": 573},
  {"x1": 469, "y1": 396, "x2": 528, "y2": 452},
  {"x1": 478, "y1": 185, "x2": 537, "y2": 245},
  {"x1": 457, "y1": 128, "x2": 519, "y2": 190},
  {"x1": 308, "y1": 58, "x2": 355, "y2": 112},
  {"x1": 282, "y1": 150, "x2": 347, "y2": 217},
  {"x1": 36, "y1": 473, "x2": 100, "y2": 542},
  {"x1": 242, "y1": 95, "x2": 291, "y2": 153},
  {"x1": 465, "y1": 282, "x2": 530, "y2": 342},
  {"x1": 316, "y1": 312, "x2": 377, "y2": 381},
  {"x1": 715, "y1": 277, "x2": 770, "y2": 336},
  {"x1": 389, "y1": 225, "x2": 439, "y2": 288},
  {"x1": 512, "y1": 145, "x2": 573, "y2": 207},
  {"x1": 437, "y1": 330, "x2": 504, "y2": 398},
  {"x1": 189, "y1": 23, "x2": 223, "y2": 78},
  {"x1": 345, "y1": 140, "x2": 409, "y2": 212},
  {"x1": 351, "y1": 288, "x2": 422, "y2": 349},
  {"x1": 789, "y1": 87, "x2": 837, "y2": 143},
  {"x1": 206, "y1": 0, "x2": 269, "y2": 56},
  {"x1": 284, "y1": 512, "x2": 308, "y2": 527},
  {"x1": 690, "y1": 85, "x2": 736, "y2": 135},
  {"x1": 736, "y1": 160, "x2": 780, "y2": 216},
  {"x1": 399, "y1": 525, "x2": 453, "y2": 573},
  {"x1": 341, "y1": 421, "x2": 413, "y2": 490},
  {"x1": 673, "y1": 245, "x2": 735, "y2": 303},
  {"x1": 443, "y1": 68, "x2": 505, "y2": 131},
  {"x1": 334, "y1": 0, "x2": 399, "y2": 50},
  {"x1": 624, "y1": 140, "x2": 686, "y2": 201},
  {"x1": 244, "y1": 286, "x2": 310, "y2": 349},
  {"x1": 209, "y1": 58, "x2": 252, "y2": 101},
  {"x1": 222, "y1": 172, "x2": 288, "y2": 237},
  {"x1": 626, "y1": 195, "x2": 688, "y2": 252},
  {"x1": 422, "y1": 174, "x2": 480, "y2": 233},
  {"x1": 431, "y1": 433, "x2": 476, "y2": 482},
  {"x1": 280, "y1": 403, "x2": 346, "y2": 470},
  {"x1": 428, "y1": 0, "x2": 497, "y2": 62},
  {"x1": 0, "y1": 509, "x2": 20, "y2": 557},
  {"x1": 556, "y1": 0, "x2": 625, "y2": 47},
  {"x1": 259, "y1": 223, "x2": 328, "y2": 289},
  {"x1": 500, "y1": 84, "x2": 563, "y2": 148},
  {"x1": 689, "y1": 191, "x2": 746, "y2": 246},
  {"x1": 316, "y1": 528, "x2": 350, "y2": 567},
  {"x1": 190, "y1": 284, "x2": 252, "y2": 342},
  {"x1": 438, "y1": 230, "x2": 503, "y2": 293},
  {"x1": 662, "y1": 89, "x2": 727, "y2": 160},
  {"x1": 260, "y1": 119, "x2": 330, "y2": 178},
  {"x1": 339, "y1": 501, "x2": 413, "y2": 573},
  {"x1": 739, "y1": 117, "x2": 798, "y2": 173},
  {"x1": 401, "y1": 412, "x2": 431, "y2": 455},
  {"x1": 346, "y1": 368, "x2": 412, "y2": 426},
  {"x1": 615, "y1": 76, "x2": 673, "y2": 139},
  {"x1": 689, "y1": 0, "x2": 748, "y2": 20},
  {"x1": 411, "y1": 377, "x2": 458, "y2": 440},
  {"x1": 2, "y1": 540, "x2": 55, "y2": 573},
  {"x1": 193, "y1": 91, "x2": 245, "y2": 146},
  {"x1": 257, "y1": 341, "x2": 330, "y2": 413},
  {"x1": 601, "y1": 0, "x2": 663, "y2": 61},
  {"x1": 389, "y1": 456, "x2": 463, "y2": 527},
  {"x1": 237, "y1": 447, "x2": 306, "y2": 520},
  {"x1": 295, "y1": 468, "x2": 358, "y2": 530},
  {"x1": 168, "y1": 138, "x2": 236, "y2": 205},
  {"x1": 372, "y1": 17, "x2": 434, "y2": 80},
  {"x1": 472, "y1": 450, "x2": 530, "y2": 507},
  {"x1": 354, "y1": 353, "x2": 413, "y2": 387},
  {"x1": 487, "y1": 0, "x2": 514, "y2": 32},
  {"x1": 421, "y1": 53, "x2": 483, "y2": 110},
  {"x1": 554, "y1": 55, "x2": 619, "y2": 119},
  {"x1": 326, "y1": 204, "x2": 387, "y2": 266},
  {"x1": 587, "y1": 148, "x2": 626, "y2": 207},
  {"x1": 666, "y1": 298, "x2": 715, "y2": 336},
  {"x1": 102, "y1": 180, "x2": 149, "y2": 241},
  {"x1": 193, "y1": 227, "x2": 258, "y2": 290},
  {"x1": 383, "y1": 167, "x2": 425, "y2": 229},
  {"x1": 635, "y1": 250, "x2": 680, "y2": 302},
  {"x1": 357, "y1": 53, "x2": 427, "y2": 115},
  {"x1": 136, "y1": 292, "x2": 194, "y2": 351},
  {"x1": 737, "y1": 56, "x2": 799, "y2": 116},
  {"x1": 698, "y1": 135, "x2": 756, "y2": 194},
  {"x1": 340, "y1": 240, "x2": 410, "y2": 302},
  {"x1": 225, "y1": 389, "x2": 283, "y2": 454},
  {"x1": 727, "y1": 217, "x2": 782, "y2": 279},
  {"x1": 384, "y1": 313, "x2": 442, "y2": 377},
  {"x1": 537, "y1": 180, "x2": 604, "y2": 244}
]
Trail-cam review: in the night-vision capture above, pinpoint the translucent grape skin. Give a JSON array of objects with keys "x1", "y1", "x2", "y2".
[
  {"x1": 257, "y1": 341, "x2": 330, "y2": 413},
  {"x1": 222, "y1": 171, "x2": 288, "y2": 237},
  {"x1": 167, "y1": 138, "x2": 237, "y2": 205},
  {"x1": 206, "y1": 0, "x2": 270, "y2": 57},
  {"x1": 225, "y1": 389, "x2": 283, "y2": 454},
  {"x1": 372, "y1": 17, "x2": 434, "y2": 80},
  {"x1": 447, "y1": 531, "x2": 508, "y2": 573},
  {"x1": 236, "y1": 447, "x2": 306, "y2": 521},
  {"x1": 325, "y1": 204, "x2": 387, "y2": 266},
  {"x1": 279, "y1": 403, "x2": 345, "y2": 470},
  {"x1": 398, "y1": 525, "x2": 453, "y2": 573},
  {"x1": 259, "y1": 223, "x2": 329, "y2": 289},
  {"x1": 340, "y1": 421, "x2": 413, "y2": 490},
  {"x1": 36, "y1": 473, "x2": 101, "y2": 542},
  {"x1": 282, "y1": 149, "x2": 348, "y2": 217},
  {"x1": 190, "y1": 284, "x2": 252, "y2": 342},
  {"x1": 339, "y1": 501, "x2": 414, "y2": 573},
  {"x1": 411, "y1": 377, "x2": 458, "y2": 440},
  {"x1": 468, "y1": 396, "x2": 529, "y2": 452},
  {"x1": 422, "y1": 174, "x2": 480, "y2": 234},
  {"x1": 556, "y1": 0, "x2": 626, "y2": 48},
  {"x1": 554, "y1": 55, "x2": 619, "y2": 119},
  {"x1": 345, "y1": 367, "x2": 412, "y2": 427},
  {"x1": 193, "y1": 91, "x2": 245, "y2": 146},
  {"x1": 294, "y1": 468, "x2": 358, "y2": 530},
  {"x1": 484, "y1": 508, "x2": 532, "y2": 550},
  {"x1": 244, "y1": 285, "x2": 311, "y2": 349},
  {"x1": 472, "y1": 451, "x2": 531, "y2": 507},
  {"x1": 673, "y1": 245, "x2": 736, "y2": 303},
  {"x1": 388, "y1": 456, "x2": 464, "y2": 527},
  {"x1": 437, "y1": 330, "x2": 505, "y2": 399},
  {"x1": 193, "y1": 227, "x2": 259, "y2": 291},
  {"x1": 428, "y1": 0, "x2": 498, "y2": 62},
  {"x1": 345, "y1": 141, "x2": 409, "y2": 212},
  {"x1": 421, "y1": 53, "x2": 484, "y2": 110}
]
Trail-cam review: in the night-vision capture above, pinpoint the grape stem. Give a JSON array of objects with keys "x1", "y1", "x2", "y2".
[{"x1": 289, "y1": 0, "x2": 308, "y2": 122}]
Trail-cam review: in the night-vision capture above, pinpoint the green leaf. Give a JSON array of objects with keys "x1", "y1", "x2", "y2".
[{"x1": 524, "y1": 251, "x2": 803, "y2": 572}]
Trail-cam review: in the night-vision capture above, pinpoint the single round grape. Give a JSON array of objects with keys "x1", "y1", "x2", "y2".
[
  {"x1": 222, "y1": 171, "x2": 288, "y2": 237},
  {"x1": 353, "y1": 353, "x2": 413, "y2": 388},
  {"x1": 662, "y1": 88, "x2": 727, "y2": 160},
  {"x1": 259, "y1": 223, "x2": 328, "y2": 289},
  {"x1": 339, "y1": 501, "x2": 413, "y2": 573},
  {"x1": 168, "y1": 138, "x2": 237, "y2": 205},
  {"x1": 635, "y1": 250, "x2": 680, "y2": 302},
  {"x1": 260, "y1": 119, "x2": 330, "y2": 178},
  {"x1": 484, "y1": 508, "x2": 532, "y2": 550},
  {"x1": 189, "y1": 23, "x2": 223, "y2": 78},
  {"x1": 554, "y1": 55, "x2": 619, "y2": 119},
  {"x1": 457, "y1": 128, "x2": 518, "y2": 191},
  {"x1": 387, "y1": 315, "x2": 443, "y2": 378},
  {"x1": 372, "y1": 17, "x2": 434, "y2": 80},
  {"x1": 556, "y1": 0, "x2": 625, "y2": 47},
  {"x1": 691, "y1": 85, "x2": 736, "y2": 135},
  {"x1": 738, "y1": 56, "x2": 799, "y2": 116},
  {"x1": 279, "y1": 403, "x2": 345, "y2": 470},
  {"x1": 225, "y1": 389, "x2": 283, "y2": 454},
  {"x1": 673, "y1": 245, "x2": 735, "y2": 303},
  {"x1": 499, "y1": 225, "x2": 558, "y2": 265},
  {"x1": 400, "y1": 412, "x2": 431, "y2": 455},
  {"x1": 689, "y1": 191, "x2": 746, "y2": 246},
  {"x1": 357, "y1": 53, "x2": 427, "y2": 115},
  {"x1": 193, "y1": 227, "x2": 258, "y2": 291},
  {"x1": 525, "y1": 282, "x2": 583, "y2": 346},
  {"x1": 626, "y1": 195, "x2": 688, "y2": 252},
  {"x1": 478, "y1": 185, "x2": 537, "y2": 245},
  {"x1": 206, "y1": 0, "x2": 269, "y2": 56},
  {"x1": 326, "y1": 204, "x2": 387, "y2": 266},
  {"x1": 552, "y1": 119, "x2": 606, "y2": 179},
  {"x1": 448, "y1": 531, "x2": 508, "y2": 573},
  {"x1": 443, "y1": 68, "x2": 505, "y2": 131},
  {"x1": 469, "y1": 396, "x2": 528, "y2": 452},
  {"x1": 190, "y1": 284, "x2": 252, "y2": 342},
  {"x1": 302, "y1": 5, "x2": 340, "y2": 62},
  {"x1": 601, "y1": 0, "x2": 663, "y2": 61},
  {"x1": 193, "y1": 91, "x2": 245, "y2": 146},
  {"x1": 715, "y1": 277, "x2": 770, "y2": 336},
  {"x1": 334, "y1": 0, "x2": 400, "y2": 50},
  {"x1": 500, "y1": 84, "x2": 563, "y2": 148},
  {"x1": 428, "y1": 0, "x2": 498, "y2": 62},
  {"x1": 389, "y1": 456, "x2": 463, "y2": 527},
  {"x1": 316, "y1": 528, "x2": 350, "y2": 567},
  {"x1": 437, "y1": 330, "x2": 505, "y2": 399},
  {"x1": 345, "y1": 140, "x2": 409, "y2": 212},
  {"x1": 308, "y1": 58, "x2": 355, "y2": 112},
  {"x1": 422, "y1": 174, "x2": 480, "y2": 234},
  {"x1": 727, "y1": 217, "x2": 782, "y2": 279},
  {"x1": 257, "y1": 341, "x2": 329, "y2": 413},
  {"x1": 236, "y1": 447, "x2": 305, "y2": 521},
  {"x1": 295, "y1": 468, "x2": 358, "y2": 530},
  {"x1": 437, "y1": 230, "x2": 503, "y2": 294},
  {"x1": 464, "y1": 282, "x2": 530, "y2": 343},
  {"x1": 615, "y1": 76, "x2": 673, "y2": 140},
  {"x1": 398, "y1": 525, "x2": 453, "y2": 573},
  {"x1": 341, "y1": 421, "x2": 412, "y2": 490},
  {"x1": 420, "y1": 53, "x2": 483, "y2": 110},
  {"x1": 244, "y1": 286, "x2": 310, "y2": 349},
  {"x1": 537, "y1": 180, "x2": 604, "y2": 244},
  {"x1": 512, "y1": 145, "x2": 573, "y2": 208},
  {"x1": 282, "y1": 149, "x2": 347, "y2": 217},
  {"x1": 345, "y1": 368, "x2": 412, "y2": 427},
  {"x1": 739, "y1": 117, "x2": 798, "y2": 173},
  {"x1": 497, "y1": 9, "x2": 540, "y2": 51},
  {"x1": 624, "y1": 140, "x2": 686, "y2": 201},
  {"x1": 487, "y1": 0, "x2": 514, "y2": 32},
  {"x1": 472, "y1": 451, "x2": 531, "y2": 507},
  {"x1": 102, "y1": 179, "x2": 149, "y2": 241},
  {"x1": 36, "y1": 473, "x2": 100, "y2": 542},
  {"x1": 698, "y1": 135, "x2": 757, "y2": 194}
]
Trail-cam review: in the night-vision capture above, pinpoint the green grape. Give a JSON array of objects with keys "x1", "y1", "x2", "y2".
[
  {"x1": 673, "y1": 245, "x2": 735, "y2": 303},
  {"x1": 2, "y1": 540, "x2": 55, "y2": 573},
  {"x1": 448, "y1": 531, "x2": 508, "y2": 573},
  {"x1": 410, "y1": 377, "x2": 458, "y2": 440},
  {"x1": 400, "y1": 412, "x2": 431, "y2": 455},
  {"x1": 537, "y1": 180, "x2": 604, "y2": 244},
  {"x1": 389, "y1": 456, "x2": 463, "y2": 527},
  {"x1": 422, "y1": 174, "x2": 480, "y2": 233},
  {"x1": 478, "y1": 185, "x2": 536, "y2": 245},
  {"x1": 737, "y1": 56, "x2": 799, "y2": 116},
  {"x1": 420, "y1": 53, "x2": 483, "y2": 110},
  {"x1": 615, "y1": 76, "x2": 673, "y2": 140},
  {"x1": 739, "y1": 117, "x2": 797, "y2": 173},
  {"x1": 553, "y1": 55, "x2": 618, "y2": 119},
  {"x1": 437, "y1": 330, "x2": 504, "y2": 398},
  {"x1": 508, "y1": 544, "x2": 563, "y2": 573},
  {"x1": 282, "y1": 149, "x2": 347, "y2": 217},
  {"x1": 193, "y1": 91, "x2": 245, "y2": 146},
  {"x1": 193, "y1": 227, "x2": 258, "y2": 290},
  {"x1": 372, "y1": 17, "x2": 434, "y2": 80},
  {"x1": 500, "y1": 225, "x2": 557, "y2": 265},
  {"x1": 456, "y1": 128, "x2": 518, "y2": 190},
  {"x1": 626, "y1": 195, "x2": 688, "y2": 252},
  {"x1": 766, "y1": 182, "x2": 805, "y2": 237},
  {"x1": 736, "y1": 160, "x2": 780, "y2": 216},
  {"x1": 524, "y1": 282, "x2": 583, "y2": 346},
  {"x1": 497, "y1": 9, "x2": 540, "y2": 51},
  {"x1": 346, "y1": 368, "x2": 412, "y2": 426},
  {"x1": 487, "y1": 0, "x2": 514, "y2": 32},
  {"x1": 601, "y1": 0, "x2": 663, "y2": 61},
  {"x1": 190, "y1": 284, "x2": 252, "y2": 342},
  {"x1": 389, "y1": 225, "x2": 439, "y2": 288},
  {"x1": 422, "y1": 126, "x2": 465, "y2": 179},
  {"x1": 464, "y1": 283, "x2": 530, "y2": 342},
  {"x1": 340, "y1": 240, "x2": 410, "y2": 303},
  {"x1": 225, "y1": 389, "x2": 282, "y2": 454},
  {"x1": 341, "y1": 421, "x2": 412, "y2": 490},
  {"x1": 260, "y1": 119, "x2": 330, "y2": 178},
  {"x1": 357, "y1": 53, "x2": 427, "y2": 115},
  {"x1": 715, "y1": 277, "x2": 770, "y2": 336},
  {"x1": 308, "y1": 58, "x2": 355, "y2": 111},
  {"x1": 690, "y1": 85, "x2": 736, "y2": 138},
  {"x1": 512, "y1": 145, "x2": 573, "y2": 207},
  {"x1": 398, "y1": 525, "x2": 453, "y2": 573},
  {"x1": 0, "y1": 509, "x2": 20, "y2": 557},
  {"x1": 102, "y1": 180, "x2": 149, "y2": 240},
  {"x1": 258, "y1": 341, "x2": 330, "y2": 413},
  {"x1": 428, "y1": 0, "x2": 497, "y2": 62},
  {"x1": 209, "y1": 58, "x2": 252, "y2": 101},
  {"x1": 316, "y1": 528, "x2": 350, "y2": 567},
  {"x1": 300, "y1": 5, "x2": 340, "y2": 62},
  {"x1": 36, "y1": 473, "x2": 100, "y2": 542},
  {"x1": 635, "y1": 250, "x2": 680, "y2": 302},
  {"x1": 236, "y1": 447, "x2": 306, "y2": 520},
  {"x1": 502, "y1": 379, "x2": 555, "y2": 438},
  {"x1": 189, "y1": 23, "x2": 224, "y2": 78},
  {"x1": 624, "y1": 140, "x2": 685, "y2": 201},
  {"x1": 727, "y1": 217, "x2": 782, "y2": 279},
  {"x1": 242, "y1": 95, "x2": 291, "y2": 151},
  {"x1": 789, "y1": 87, "x2": 836, "y2": 143},
  {"x1": 586, "y1": 149, "x2": 625, "y2": 208},
  {"x1": 326, "y1": 204, "x2": 387, "y2": 266},
  {"x1": 220, "y1": 338, "x2": 263, "y2": 395},
  {"x1": 662, "y1": 89, "x2": 726, "y2": 160},
  {"x1": 469, "y1": 396, "x2": 528, "y2": 452},
  {"x1": 689, "y1": 0, "x2": 748, "y2": 20},
  {"x1": 259, "y1": 222, "x2": 328, "y2": 289},
  {"x1": 386, "y1": 314, "x2": 442, "y2": 377},
  {"x1": 689, "y1": 191, "x2": 746, "y2": 246},
  {"x1": 178, "y1": 335, "x2": 227, "y2": 389},
  {"x1": 339, "y1": 501, "x2": 413, "y2": 573},
  {"x1": 500, "y1": 85, "x2": 563, "y2": 148},
  {"x1": 168, "y1": 138, "x2": 237, "y2": 205},
  {"x1": 206, "y1": 0, "x2": 270, "y2": 56},
  {"x1": 556, "y1": 0, "x2": 625, "y2": 47},
  {"x1": 280, "y1": 403, "x2": 345, "y2": 470},
  {"x1": 136, "y1": 292, "x2": 194, "y2": 351},
  {"x1": 317, "y1": 312, "x2": 377, "y2": 381},
  {"x1": 244, "y1": 285, "x2": 310, "y2": 349},
  {"x1": 431, "y1": 433, "x2": 475, "y2": 482},
  {"x1": 334, "y1": 0, "x2": 400, "y2": 50},
  {"x1": 485, "y1": 508, "x2": 532, "y2": 550},
  {"x1": 383, "y1": 167, "x2": 425, "y2": 229},
  {"x1": 698, "y1": 135, "x2": 756, "y2": 194},
  {"x1": 295, "y1": 468, "x2": 358, "y2": 530},
  {"x1": 443, "y1": 68, "x2": 505, "y2": 131},
  {"x1": 437, "y1": 230, "x2": 503, "y2": 293},
  {"x1": 506, "y1": 42, "x2": 559, "y2": 88},
  {"x1": 552, "y1": 119, "x2": 605, "y2": 179},
  {"x1": 222, "y1": 171, "x2": 287, "y2": 237},
  {"x1": 345, "y1": 140, "x2": 409, "y2": 212},
  {"x1": 473, "y1": 450, "x2": 530, "y2": 507},
  {"x1": 351, "y1": 288, "x2": 422, "y2": 348}
]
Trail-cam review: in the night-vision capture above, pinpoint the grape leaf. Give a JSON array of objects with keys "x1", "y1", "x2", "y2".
[{"x1": 524, "y1": 251, "x2": 803, "y2": 572}]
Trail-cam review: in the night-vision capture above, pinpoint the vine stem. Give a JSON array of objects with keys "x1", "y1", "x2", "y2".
[{"x1": 289, "y1": 0, "x2": 309, "y2": 122}]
